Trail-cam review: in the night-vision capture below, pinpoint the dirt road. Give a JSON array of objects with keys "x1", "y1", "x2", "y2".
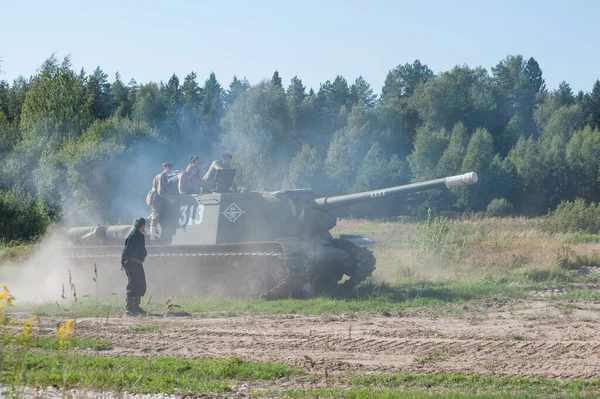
[{"x1": 30, "y1": 299, "x2": 600, "y2": 379}]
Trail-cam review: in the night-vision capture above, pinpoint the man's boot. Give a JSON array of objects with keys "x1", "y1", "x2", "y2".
[
  {"x1": 134, "y1": 297, "x2": 148, "y2": 315},
  {"x1": 125, "y1": 296, "x2": 138, "y2": 316}
]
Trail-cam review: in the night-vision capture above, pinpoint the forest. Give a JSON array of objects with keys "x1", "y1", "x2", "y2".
[{"x1": 1, "y1": 54, "x2": 600, "y2": 241}]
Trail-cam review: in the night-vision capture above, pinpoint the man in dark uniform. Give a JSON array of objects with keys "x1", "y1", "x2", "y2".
[{"x1": 121, "y1": 217, "x2": 148, "y2": 316}]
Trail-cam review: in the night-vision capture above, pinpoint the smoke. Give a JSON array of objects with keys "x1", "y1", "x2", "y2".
[{"x1": 0, "y1": 230, "x2": 125, "y2": 303}]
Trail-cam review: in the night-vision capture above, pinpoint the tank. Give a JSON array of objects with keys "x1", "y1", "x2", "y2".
[{"x1": 60, "y1": 171, "x2": 478, "y2": 300}]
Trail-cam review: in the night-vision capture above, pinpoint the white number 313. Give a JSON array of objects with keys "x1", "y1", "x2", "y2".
[{"x1": 178, "y1": 205, "x2": 204, "y2": 226}]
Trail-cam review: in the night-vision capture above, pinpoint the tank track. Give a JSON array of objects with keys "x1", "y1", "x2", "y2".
[
  {"x1": 330, "y1": 239, "x2": 376, "y2": 287},
  {"x1": 345, "y1": 245, "x2": 376, "y2": 286},
  {"x1": 59, "y1": 240, "x2": 374, "y2": 300},
  {"x1": 60, "y1": 245, "x2": 311, "y2": 300},
  {"x1": 260, "y1": 254, "x2": 310, "y2": 300}
]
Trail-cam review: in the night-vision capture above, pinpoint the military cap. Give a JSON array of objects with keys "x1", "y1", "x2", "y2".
[{"x1": 162, "y1": 162, "x2": 173, "y2": 168}]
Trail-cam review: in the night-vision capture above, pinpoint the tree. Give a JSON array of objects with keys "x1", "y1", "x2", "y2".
[
  {"x1": 381, "y1": 60, "x2": 434, "y2": 101},
  {"x1": 566, "y1": 125, "x2": 600, "y2": 201},
  {"x1": 86, "y1": 66, "x2": 112, "y2": 120},
  {"x1": 354, "y1": 143, "x2": 409, "y2": 191},
  {"x1": 284, "y1": 144, "x2": 325, "y2": 190},
  {"x1": 271, "y1": 71, "x2": 283, "y2": 88},
  {"x1": 221, "y1": 81, "x2": 292, "y2": 188},
  {"x1": 62, "y1": 117, "x2": 162, "y2": 222},
  {"x1": 225, "y1": 75, "x2": 249, "y2": 105},
  {"x1": 0, "y1": 110, "x2": 18, "y2": 155},
  {"x1": 350, "y1": 76, "x2": 376, "y2": 107},
  {"x1": 410, "y1": 66, "x2": 496, "y2": 133},
  {"x1": 457, "y1": 128, "x2": 495, "y2": 210},
  {"x1": 584, "y1": 80, "x2": 600, "y2": 129},
  {"x1": 20, "y1": 55, "x2": 92, "y2": 146},
  {"x1": 109, "y1": 72, "x2": 131, "y2": 118},
  {"x1": 315, "y1": 76, "x2": 351, "y2": 138},
  {"x1": 132, "y1": 82, "x2": 166, "y2": 129},
  {"x1": 437, "y1": 122, "x2": 468, "y2": 176},
  {"x1": 556, "y1": 81, "x2": 574, "y2": 107},
  {"x1": 506, "y1": 136, "x2": 547, "y2": 214},
  {"x1": 286, "y1": 76, "x2": 312, "y2": 142},
  {"x1": 539, "y1": 104, "x2": 584, "y2": 208},
  {"x1": 199, "y1": 72, "x2": 224, "y2": 146},
  {"x1": 324, "y1": 104, "x2": 375, "y2": 191},
  {"x1": 353, "y1": 143, "x2": 411, "y2": 217},
  {"x1": 407, "y1": 126, "x2": 448, "y2": 181},
  {"x1": 492, "y1": 55, "x2": 545, "y2": 137},
  {"x1": 524, "y1": 57, "x2": 546, "y2": 94}
]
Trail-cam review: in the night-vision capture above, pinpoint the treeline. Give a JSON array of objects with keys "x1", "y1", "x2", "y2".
[{"x1": 1, "y1": 54, "x2": 600, "y2": 241}]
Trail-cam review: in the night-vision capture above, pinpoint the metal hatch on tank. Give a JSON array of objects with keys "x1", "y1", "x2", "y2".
[{"x1": 61, "y1": 171, "x2": 478, "y2": 300}]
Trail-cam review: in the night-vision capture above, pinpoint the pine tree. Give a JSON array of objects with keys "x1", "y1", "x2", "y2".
[
  {"x1": 584, "y1": 80, "x2": 600, "y2": 129},
  {"x1": 225, "y1": 75, "x2": 250, "y2": 105}
]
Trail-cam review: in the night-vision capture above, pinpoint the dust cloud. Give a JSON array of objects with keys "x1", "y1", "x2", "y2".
[{"x1": 0, "y1": 230, "x2": 127, "y2": 304}]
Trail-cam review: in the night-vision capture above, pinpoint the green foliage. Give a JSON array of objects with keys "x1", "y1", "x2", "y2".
[
  {"x1": 61, "y1": 117, "x2": 161, "y2": 221},
  {"x1": 486, "y1": 198, "x2": 514, "y2": 217},
  {"x1": 566, "y1": 125, "x2": 600, "y2": 189},
  {"x1": 0, "y1": 188, "x2": 51, "y2": 242},
  {"x1": 584, "y1": 80, "x2": 600, "y2": 129},
  {"x1": 354, "y1": 143, "x2": 409, "y2": 192},
  {"x1": 381, "y1": 60, "x2": 433, "y2": 101},
  {"x1": 409, "y1": 209, "x2": 457, "y2": 264},
  {"x1": 507, "y1": 136, "x2": 548, "y2": 214},
  {"x1": 284, "y1": 144, "x2": 325, "y2": 189},
  {"x1": 324, "y1": 104, "x2": 374, "y2": 191},
  {"x1": 20, "y1": 55, "x2": 92, "y2": 145},
  {"x1": 407, "y1": 126, "x2": 448, "y2": 181},
  {"x1": 457, "y1": 127, "x2": 495, "y2": 210},
  {"x1": 437, "y1": 122, "x2": 468, "y2": 175},
  {"x1": 0, "y1": 110, "x2": 19, "y2": 154},
  {"x1": 221, "y1": 81, "x2": 293, "y2": 188},
  {"x1": 539, "y1": 198, "x2": 600, "y2": 234}
]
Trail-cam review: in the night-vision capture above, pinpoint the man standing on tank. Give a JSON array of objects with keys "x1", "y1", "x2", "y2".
[
  {"x1": 147, "y1": 162, "x2": 173, "y2": 240},
  {"x1": 203, "y1": 152, "x2": 236, "y2": 190},
  {"x1": 121, "y1": 217, "x2": 149, "y2": 316}
]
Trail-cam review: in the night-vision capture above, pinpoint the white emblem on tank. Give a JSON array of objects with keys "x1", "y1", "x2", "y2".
[{"x1": 222, "y1": 203, "x2": 245, "y2": 223}]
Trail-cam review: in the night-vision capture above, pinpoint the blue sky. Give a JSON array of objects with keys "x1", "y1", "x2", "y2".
[{"x1": 1, "y1": 0, "x2": 599, "y2": 94}]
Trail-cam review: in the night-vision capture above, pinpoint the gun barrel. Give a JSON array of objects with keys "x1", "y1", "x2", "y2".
[{"x1": 310, "y1": 172, "x2": 477, "y2": 211}]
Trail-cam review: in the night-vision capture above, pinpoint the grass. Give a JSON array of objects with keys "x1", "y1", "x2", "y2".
[
  {"x1": 15, "y1": 278, "x2": 526, "y2": 317},
  {"x1": 0, "y1": 242, "x2": 34, "y2": 263},
  {"x1": 19, "y1": 336, "x2": 113, "y2": 351},
  {"x1": 2, "y1": 345, "x2": 600, "y2": 398},
  {"x1": 0, "y1": 350, "x2": 300, "y2": 394},
  {"x1": 269, "y1": 389, "x2": 598, "y2": 398},
  {"x1": 132, "y1": 325, "x2": 163, "y2": 333},
  {"x1": 504, "y1": 333, "x2": 531, "y2": 341},
  {"x1": 260, "y1": 371, "x2": 600, "y2": 398}
]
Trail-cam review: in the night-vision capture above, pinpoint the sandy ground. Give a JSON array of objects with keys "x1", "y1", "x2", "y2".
[{"x1": 19, "y1": 298, "x2": 600, "y2": 380}]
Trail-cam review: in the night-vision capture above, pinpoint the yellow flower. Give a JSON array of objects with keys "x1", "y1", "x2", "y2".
[
  {"x1": 0, "y1": 285, "x2": 15, "y2": 306},
  {"x1": 0, "y1": 285, "x2": 8, "y2": 300},
  {"x1": 57, "y1": 319, "x2": 76, "y2": 345},
  {"x1": 20, "y1": 315, "x2": 38, "y2": 338}
]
